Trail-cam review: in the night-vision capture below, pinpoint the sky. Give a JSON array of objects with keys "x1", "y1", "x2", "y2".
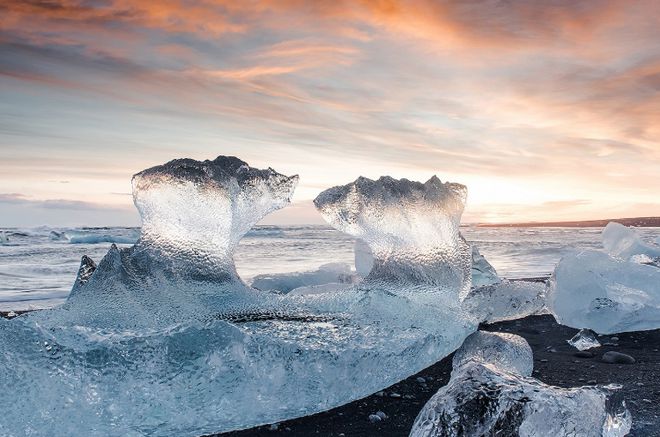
[{"x1": 1, "y1": 0, "x2": 659, "y2": 227}]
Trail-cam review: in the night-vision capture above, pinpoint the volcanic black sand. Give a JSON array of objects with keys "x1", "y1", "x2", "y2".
[{"x1": 213, "y1": 315, "x2": 660, "y2": 437}]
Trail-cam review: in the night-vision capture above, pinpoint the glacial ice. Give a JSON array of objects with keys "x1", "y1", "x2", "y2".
[
  {"x1": 462, "y1": 280, "x2": 547, "y2": 324},
  {"x1": 0, "y1": 158, "x2": 477, "y2": 436},
  {"x1": 315, "y1": 175, "x2": 472, "y2": 299},
  {"x1": 548, "y1": 224, "x2": 660, "y2": 333},
  {"x1": 602, "y1": 222, "x2": 660, "y2": 261},
  {"x1": 410, "y1": 331, "x2": 631, "y2": 437},
  {"x1": 567, "y1": 328, "x2": 601, "y2": 351},
  {"x1": 471, "y1": 246, "x2": 500, "y2": 287}
]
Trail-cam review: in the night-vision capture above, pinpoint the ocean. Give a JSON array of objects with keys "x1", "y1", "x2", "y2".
[{"x1": 1, "y1": 225, "x2": 659, "y2": 311}]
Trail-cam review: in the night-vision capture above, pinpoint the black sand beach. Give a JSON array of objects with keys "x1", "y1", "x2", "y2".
[{"x1": 214, "y1": 315, "x2": 660, "y2": 437}]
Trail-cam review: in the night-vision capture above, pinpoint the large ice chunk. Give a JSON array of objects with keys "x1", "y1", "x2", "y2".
[
  {"x1": 314, "y1": 176, "x2": 472, "y2": 299},
  {"x1": 548, "y1": 249, "x2": 660, "y2": 333},
  {"x1": 410, "y1": 331, "x2": 631, "y2": 437},
  {"x1": 0, "y1": 160, "x2": 477, "y2": 436},
  {"x1": 602, "y1": 222, "x2": 660, "y2": 261}
]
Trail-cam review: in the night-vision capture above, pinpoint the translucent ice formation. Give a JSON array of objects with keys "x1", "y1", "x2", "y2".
[
  {"x1": 315, "y1": 176, "x2": 472, "y2": 299},
  {"x1": 354, "y1": 238, "x2": 374, "y2": 277},
  {"x1": 0, "y1": 159, "x2": 477, "y2": 436},
  {"x1": 471, "y1": 246, "x2": 500, "y2": 287},
  {"x1": 410, "y1": 331, "x2": 631, "y2": 437},
  {"x1": 602, "y1": 222, "x2": 660, "y2": 261},
  {"x1": 462, "y1": 280, "x2": 547, "y2": 324},
  {"x1": 567, "y1": 328, "x2": 601, "y2": 351},
  {"x1": 548, "y1": 250, "x2": 660, "y2": 334}
]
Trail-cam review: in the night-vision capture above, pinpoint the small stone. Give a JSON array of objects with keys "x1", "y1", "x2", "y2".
[
  {"x1": 375, "y1": 391, "x2": 384, "y2": 397},
  {"x1": 539, "y1": 359, "x2": 548, "y2": 363},
  {"x1": 587, "y1": 380, "x2": 597, "y2": 384},
  {"x1": 375, "y1": 411, "x2": 388, "y2": 420},
  {"x1": 602, "y1": 351, "x2": 635, "y2": 364},
  {"x1": 368, "y1": 414, "x2": 382, "y2": 423},
  {"x1": 574, "y1": 351, "x2": 595, "y2": 358},
  {"x1": 610, "y1": 336, "x2": 619, "y2": 342},
  {"x1": 416, "y1": 377, "x2": 426, "y2": 384},
  {"x1": 389, "y1": 392, "x2": 401, "y2": 398}
]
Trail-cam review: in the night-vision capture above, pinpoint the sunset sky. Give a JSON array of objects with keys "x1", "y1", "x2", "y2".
[{"x1": 1, "y1": 1, "x2": 659, "y2": 227}]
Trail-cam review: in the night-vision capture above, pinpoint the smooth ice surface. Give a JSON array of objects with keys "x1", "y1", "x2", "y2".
[
  {"x1": 462, "y1": 280, "x2": 547, "y2": 324},
  {"x1": 314, "y1": 175, "x2": 472, "y2": 299},
  {"x1": 567, "y1": 328, "x2": 601, "y2": 351},
  {"x1": 548, "y1": 247, "x2": 660, "y2": 334},
  {"x1": 0, "y1": 159, "x2": 477, "y2": 436},
  {"x1": 603, "y1": 222, "x2": 660, "y2": 261},
  {"x1": 410, "y1": 331, "x2": 631, "y2": 437}
]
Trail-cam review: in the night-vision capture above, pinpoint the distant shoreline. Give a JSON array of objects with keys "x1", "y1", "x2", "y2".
[{"x1": 476, "y1": 216, "x2": 660, "y2": 228}]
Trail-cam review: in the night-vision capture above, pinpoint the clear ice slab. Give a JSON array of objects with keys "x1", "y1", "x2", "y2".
[
  {"x1": 410, "y1": 331, "x2": 631, "y2": 437},
  {"x1": 0, "y1": 159, "x2": 477, "y2": 436}
]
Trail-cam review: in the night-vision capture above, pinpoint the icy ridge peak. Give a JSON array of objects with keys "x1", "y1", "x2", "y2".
[{"x1": 132, "y1": 156, "x2": 298, "y2": 262}]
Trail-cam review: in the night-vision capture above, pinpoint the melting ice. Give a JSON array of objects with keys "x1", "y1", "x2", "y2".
[{"x1": 0, "y1": 157, "x2": 478, "y2": 436}]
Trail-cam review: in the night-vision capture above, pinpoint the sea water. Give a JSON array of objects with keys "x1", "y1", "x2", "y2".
[{"x1": 1, "y1": 225, "x2": 658, "y2": 311}]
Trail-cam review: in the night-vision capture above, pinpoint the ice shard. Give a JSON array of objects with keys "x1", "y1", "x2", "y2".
[
  {"x1": 567, "y1": 328, "x2": 601, "y2": 351},
  {"x1": 410, "y1": 331, "x2": 631, "y2": 437},
  {"x1": 471, "y1": 245, "x2": 500, "y2": 287},
  {"x1": 602, "y1": 222, "x2": 660, "y2": 261},
  {"x1": 0, "y1": 159, "x2": 477, "y2": 436}
]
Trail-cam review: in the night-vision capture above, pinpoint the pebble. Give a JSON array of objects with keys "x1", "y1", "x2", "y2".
[
  {"x1": 368, "y1": 414, "x2": 382, "y2": 423},
  {"x1": 416, "y1": 377, "x2": 426, "y2": 384},
  {"x1": 610, "y1": 336, "x2": 619, "y2": 342},
  {"x1": 587, "y1": 380, "x2": 597, "y2": 384},
  {"x1": 601, "y1": 351, "x2": 635, "y2": 364},
  {"x1": 389, "y1": 392, "x2": 401, "y2": 398},
  {"x1": 375, "y1": 411, "x2": 388, "y2": 420},
  {"x1": 574, "y1": 351, "x2": 595, "y2": 358},
  {"x1": 539, "y1": 359, "x2": 548, "y2": 363},
  {"x1": 375, "y1": 391, "x2": 384, "y2": 397}
]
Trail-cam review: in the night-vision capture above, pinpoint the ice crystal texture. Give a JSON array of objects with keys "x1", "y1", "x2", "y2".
[
  {"x1": 410, "y1": 331, "x2": 631, "y2": 437},
  {"x1": 0, "y1": 158, "x2": 477, "y2": 436},
  {"x1": 567, "y1": 328, "x2": 601, "y2": 351},
  {"x1": 314, "y1": 176, "x2": 472, "y2": 299},
  {"x1": 548, "y1": 224, "x2": 660, "y2": 333}
]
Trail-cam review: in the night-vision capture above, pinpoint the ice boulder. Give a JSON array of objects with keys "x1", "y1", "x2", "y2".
[
  {"x1": 602, "y1": 222, "x2": 660, "y2": 261},
  {"x1": 0, "y1": 160, "x2": 478, "y2": 436},
  {"x1": 410, "y1": 331, "x2": 631, "y2": 437},
  {"x1": 315, "y1": 175, "x2": 472, "y2": 299},
  {"x1": 548, "y1": 250, "x2": 660, "y2": 333}
]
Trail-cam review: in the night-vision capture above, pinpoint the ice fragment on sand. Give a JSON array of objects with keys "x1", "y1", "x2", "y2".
[
  {"x1": 602, "y1": 222, "x2": 660, "y2": 261},
  {"x1": 410, "y1": 331, "x2": 631, "y2": 437},
  {"x1": 567, "y1": 328, "x2": 601, "y2": 351}
]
